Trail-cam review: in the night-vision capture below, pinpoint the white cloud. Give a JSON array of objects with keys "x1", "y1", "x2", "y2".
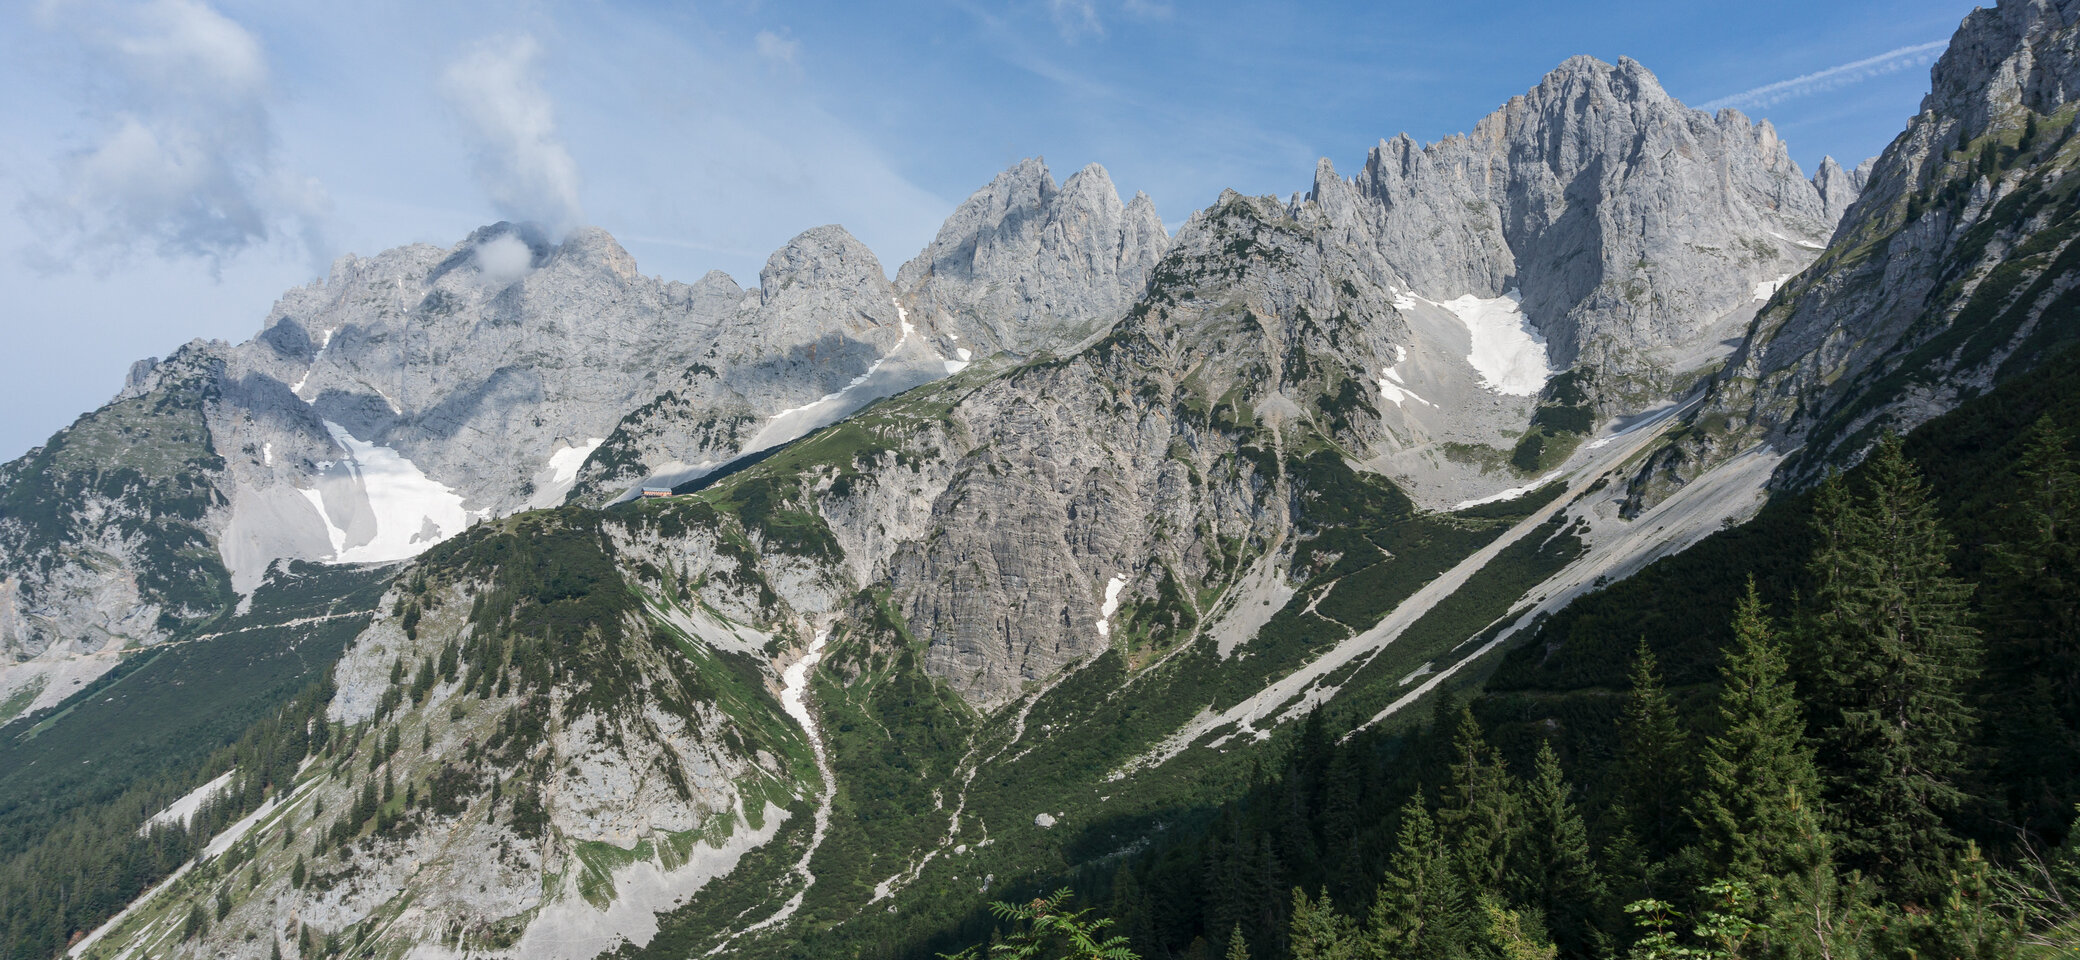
[
  {"x1": 473, "y1": 232, "x2": 535, "y2": 287},
  {"x1": 18, "y1": 0, "x2": 329, "y2": 274},
  {"x1": 440, "y1": 35, "x2": 584, "y2": 236},
  {"x1": 1049, "y1": 0, "x2": 1102, "y2": 40},
  {"x1": 1701, "y1": 41, "x2": 1949, "y2": 113},
  {"x1": 755, "y1": 29, "x2": 799, "y2": 66}
]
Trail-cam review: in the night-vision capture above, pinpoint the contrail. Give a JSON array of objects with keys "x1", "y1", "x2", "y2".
[{"x1": 1700, "y1": 40, "x2": 1950, "y2": 112}]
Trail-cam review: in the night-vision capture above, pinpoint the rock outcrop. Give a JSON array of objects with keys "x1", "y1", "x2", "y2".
[
  {"x1": 1307, "y1": 56, "x2": 1845, "y2": 405},
  {"x1": 895, "y1": 158, "x2": 1171, "y2": 358},
  {"x1": 1632, "y1": 0, "x2": 2080, "y2": 504}
]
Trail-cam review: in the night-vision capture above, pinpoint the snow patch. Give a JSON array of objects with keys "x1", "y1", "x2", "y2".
[
  {"x1": 720, "y1": 629, "x2": 834, "y2": 946},
  {"x1": 739, "y1": 306, "x2": 924, "y2": 457},
  {"x1": 1586, "y1": 400, "x2": 1688, "y2": 450},
  {"x1": 1767, "y1": 230, "x2": 1825, "y2": 251},
  {"x1": 1453, "y1": 471, "x2": 1563, "y2": 511},
  {"x1": 261, "y1": 441, "x2": 272, "y2": 466},
  {"x1": 1377, "y1": 343, "x2": 1433, "y2": 408},
  {"x1": 1095, "y1": 575, "x2": 1127, "y2": 638},
  {"x1": 956, "y1": 347, "x2": 972, "y2": 362},
  {"x1": 290, "y1": 328, "x2": 333, "y2": 401},
  {"x1": 316, "y1": 421, "x2": 474, "y2": 563},
  {"x1": 1752, "y1": 273, "x2": 1793, "y2": 300},
  {"x1": 1433, "y1": 289, "x2": 1553, "y2": 395},
  {"x1": 296, "y1": 485, "x2": 348, "y2": 557},
  {"x1": 547, "y1": 438, "x2": 605, "y2": 486}
]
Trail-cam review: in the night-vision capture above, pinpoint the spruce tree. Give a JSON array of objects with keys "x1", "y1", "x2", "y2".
[
  {"x1": 1319, "y1": 749, "x2": 1363, "y2": 873},
  {"x1": 1616, "y1": 639, "x2": 1689, "y2": 858},
  {"x1": 1982, "y1": 415, "x2": 2080, "y2": 838},
  {"x1": 1439, "y1": 708, "x2": 1524, "y2": 895},
  {"x1": 1805, "y1": 434, "x2": 1982, "y2": 895},
  {"x1": 1288, "y1": 888, "x2": 1354, "y2": 960},
  {"x1": 1225, "y1": 924, "x2": 1250, "y2": 960},
  {"x1": 1521, "y1": 741, "x2": 1604, "y2": 955},
  {"x1": 1688, "y1": 580, "x2": 1826, "y2": 892},
  {"x1": 1471, "y1": 896, "x2": 1558, "y2": 960},
  {"x1": 1365, "y1": 794, "x2": 1470, "y2": 959}
]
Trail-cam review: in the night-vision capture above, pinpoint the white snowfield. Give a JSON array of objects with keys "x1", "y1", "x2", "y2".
[
  {"x1": 547, "y1": 439, "x2": 607, "y2": 487},
  {"x1": 1391, "y1": 287, "x2": 1555, "y2": 396},
  {"x1": 302, "y1": 421, "x2": 477, "y2": 564},
  {"x1": 529, "y1": 437, "x2": 609, "y2": 509},
  {"x1": 1095, "y1": 575, "x2": 1129, "y2": 638},
  {"x1": 1433, "y1": 289, "x2": 1554, "y2": 396}
]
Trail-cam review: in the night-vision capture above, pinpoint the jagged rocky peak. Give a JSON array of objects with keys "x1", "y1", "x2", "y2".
[
  {"x1": 895, "y1": 156, "x2": 1170, "y2": 358},
  {"x1": 754, "y1": 224, "x2": 906, "y2": 358},
  {"x1": 549, "y1": 225, "x2": 640, "y2": 277},
  {"x1": 1629, "y1": 0, "x2": 2080, "y2": 510},
  {"x1": 761, "y1": 224, "x2": 894, "y2": 309},
  {"x1": 1928, "y1": 0, "x2": 2080, "y2": 140},
  {"x1": 1813, "y1": 156, "x2": 1867, "y2": 224},
  {"x1": 1307, "y1": 54, "x2": 1840, "y2": 409}
]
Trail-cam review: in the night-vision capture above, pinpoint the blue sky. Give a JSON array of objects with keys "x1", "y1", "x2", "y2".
[{"x1": 0, "y1": 0, "x2": 1982, "y2": 461}]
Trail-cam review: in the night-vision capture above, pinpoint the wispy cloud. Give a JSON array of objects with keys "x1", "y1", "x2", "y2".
[
  {"x1": 755, "y1": 29, "x2": 800, "y2": 67},
  {"x1": 440, "y1": 35, "x2": 584, "y2": 236},
  {"x1": 18, "y1": 0, "x2": 329, "y2": 275},
  {"x1": 1049, "y1": 0, "x2": 1102, "y2": 40},
  {"x1": 1701, "y1": 40, "x2": 1949, "y2": 113}
]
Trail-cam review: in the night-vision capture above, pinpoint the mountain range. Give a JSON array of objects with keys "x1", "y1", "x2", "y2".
[{"x1": 4, "y1": 2, "x2": 2080, "y2": 959}]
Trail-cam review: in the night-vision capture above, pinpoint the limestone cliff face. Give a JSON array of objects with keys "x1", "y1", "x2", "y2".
[
  {"x1": 1308, "y1": 56, "x2": 1846, "y2": 405},
  {"x1": 1633, "y1": 0, "x2": 2080, "y2": 505},
  {"x1": 776, "y1": 192, "x2": 1538, "y2": 704},
  {"x1": 895, "y1": 158, "x2": 1171, "y2": 359},
  {"x1": 0, "y1": 344, "x2": 232, "y2": 670},
  {"x1": 568, "y1": 159, "x2": 1171, "y2": 506},
  {"x1": 0, "y1": 222, "x2": 919, "y2": 679},
  {"x1": 565, "y1": 225, "x2": 927, "y2": 504}
]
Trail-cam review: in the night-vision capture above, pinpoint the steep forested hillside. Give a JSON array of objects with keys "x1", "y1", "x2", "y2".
[{"x1": 935, "y1": 340, "x2": 2080, "y2": 960}]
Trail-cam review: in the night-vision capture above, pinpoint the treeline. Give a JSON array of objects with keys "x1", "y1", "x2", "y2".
[
  {"x1": 980, "y1": 428, "x2": 2080, "y2": 959},
  {"x1": 0, "y1": 679, "x2": 335, "y2": 960}
]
